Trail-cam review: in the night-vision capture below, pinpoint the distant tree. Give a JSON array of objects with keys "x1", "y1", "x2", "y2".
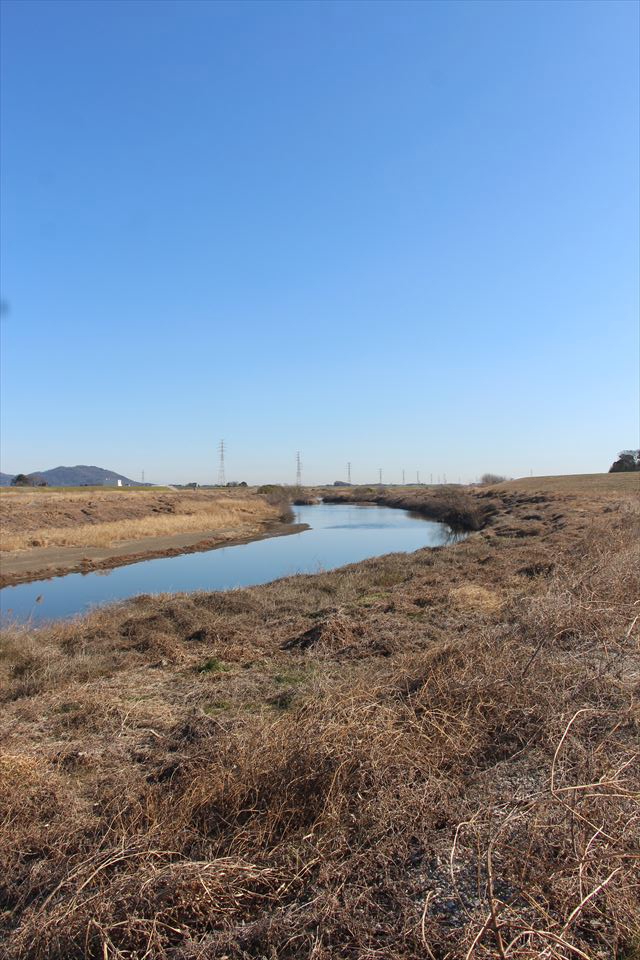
[
  {"x1": 480, "y1": 473, "x2": 506, "y2": 485},
  {"x1": 185, "y1": 482, "x2": 199, "y2": 489},
  {"x1": 10, "y1": 473, "x2": 34, "y2": 486},
  {"x1": 609, "y1": 450, "x2": 640, "y2": 473}
]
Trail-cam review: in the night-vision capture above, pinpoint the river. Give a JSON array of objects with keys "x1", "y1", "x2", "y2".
[{"x1": 0, "y1": 502, "x2": 461, "y2": 624}]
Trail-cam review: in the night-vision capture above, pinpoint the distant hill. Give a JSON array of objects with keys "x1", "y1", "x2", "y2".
[{"x1": 1, "y1": 465, "x2": 140, "y2": 487}]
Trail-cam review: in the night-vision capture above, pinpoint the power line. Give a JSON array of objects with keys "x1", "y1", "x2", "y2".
[{"x1": 218, "y1": 440, "x2": 226, "y2": 486}]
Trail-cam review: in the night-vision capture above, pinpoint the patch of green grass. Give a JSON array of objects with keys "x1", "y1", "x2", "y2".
[
  {"x1": 273, "y1": 669, "x2": 310, "y2": 685},
  {"x1": 268, "y1": 690, "x2": 296, "y2": 711},
  {"x1": 372, "y1": 570, "x2": 407, "y2": 588},
  {"x1": 619, "y1": 942, "x2": 640, "y2": 960},
  {"x1": 196, "y1": 657, "x2": 230, "y2": 674},
  {"x1": 356, "y1": 593, "x2": 387, "y2": 607},
  {"x1": 202, "y1": 699, "x2": 231, "y2": 714},
  {"x1": 240, "y1": 701, "x2": 263, "y2": 714}
]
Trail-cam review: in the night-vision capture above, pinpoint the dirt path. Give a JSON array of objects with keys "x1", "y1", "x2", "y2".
[{"x1": 0, "y1": 520, "x2": 307, "y2": 588}]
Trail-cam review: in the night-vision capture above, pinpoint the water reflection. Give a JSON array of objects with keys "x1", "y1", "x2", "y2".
[{"x1": 1, "y1": 503, "x2": 464, "y2": 624}]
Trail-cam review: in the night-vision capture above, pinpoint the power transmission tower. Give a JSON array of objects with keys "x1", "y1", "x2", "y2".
[
  {"x1": 402, "y1": 469, "x2": 405, "y2": 485},
  {"x1": 296, "y1": 451, "x2": 302, "y2": 487},
  {"x1": 417, "y1": 470, "x2": 420, "y2": 485},
  {"x1": 218, "y1": 440, "x2": 226, "y2": 486},
  {"x1": 141, "y1": 469, "x2": 145, "y2": 484},
  {"x1": 379, "y1": 468, "x2": 382, "y2": 486},
  {"x1": 347, "y1": 462, "x2": 351, "y2": 484}
]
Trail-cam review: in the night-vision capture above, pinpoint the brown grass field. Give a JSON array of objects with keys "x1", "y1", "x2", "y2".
[
  {"x1": 0, "y1": 474, "x2": 638, "y2": 958},
  {"x1": 493, "y1": 472, "x2": 640, "y2": 496},
  {"x1": 0, "y1": 488, "x2": 281, "y2": 553}
]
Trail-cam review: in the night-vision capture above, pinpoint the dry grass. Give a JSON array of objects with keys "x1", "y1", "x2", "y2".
[
  {"x1": 490, "y1": 472, "x2": 640, "y2": 496},
  {"x1": 0, "y1": 484, "x2": 638, "y2": 959},
  {"x1": 0, "y1": 491, "x2": 279, "y2": 552},
  {"x1": 322, "y1": 484, "x2": 492, "y2": 531}
]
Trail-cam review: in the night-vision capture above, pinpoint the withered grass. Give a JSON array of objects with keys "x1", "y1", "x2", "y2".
[
  {"x1": 0, "y1": 482, "x2": 638, "y2": 959},
  {"x1": 0, "y1": 491, "x2": 279, "y2": 552}
]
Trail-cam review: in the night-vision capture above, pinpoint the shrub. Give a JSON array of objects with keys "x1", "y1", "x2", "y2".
[
  {"x1": 10, "y1": 474, "x2": 34, "y2": 487},
  {"x1": 258, "y1": 485, "x2": 294, "y2": 523},
  {"x1": 480, "y1": 473, "x2": 506, "y2": 485},
  {"x1": 609, "y1": 450, "x2": 640, "y2": 472}
]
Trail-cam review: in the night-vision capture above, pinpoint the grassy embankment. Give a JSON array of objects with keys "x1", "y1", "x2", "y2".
[
  {"x1": 0, "y1": 488, "x2": 288, "y2": 553},
  {"x1": 0, "y1": 475, "x2": 638, "y2": 958}
]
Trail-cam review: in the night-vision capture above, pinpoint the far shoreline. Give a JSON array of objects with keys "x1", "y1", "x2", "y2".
[{"x1": 0, "y1": 519, "x2": 310, "y2": 590}]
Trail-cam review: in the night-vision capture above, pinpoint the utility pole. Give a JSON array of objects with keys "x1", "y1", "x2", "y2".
[
  {"x1": 296, "y1": 451, "x2": 302, "y2": 488},
  {"x1": 218, "y1": 440, "x2": 226, "y2": 487},
  {"x1": 347, "y1": 462, "x2": 351, "y2": 484}
]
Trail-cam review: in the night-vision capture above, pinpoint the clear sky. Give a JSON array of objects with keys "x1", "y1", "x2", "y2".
[{"x1": 1, "y1": 0, "x2": 638, "y2": 485}]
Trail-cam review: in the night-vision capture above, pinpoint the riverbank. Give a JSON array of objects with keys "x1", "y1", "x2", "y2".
[
  {"x1": 0, "y1": 488, "x2": 292, "y2": 587},
  {"x1": 1, "y1": 477, "x2": 638, "y2": 958},
  {"x1": 0, "y1": 520, "x2": 308, "y2": 588}
]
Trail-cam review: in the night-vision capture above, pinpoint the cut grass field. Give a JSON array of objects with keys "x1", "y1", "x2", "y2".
[
  {"x1": 0, "y1": 476, "x2": 638, "y2": 958},
  {"x1": 492, "y1": 471, "x2": 640, "y2": 495}
]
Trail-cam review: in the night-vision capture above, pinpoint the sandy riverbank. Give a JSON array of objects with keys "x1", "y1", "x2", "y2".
[
  {"x1": 0, "y1": 488, "x2": 296, "y2": 587},
  {"x1": 0, "y1": 520, "x2": 308, "y2": 588}
]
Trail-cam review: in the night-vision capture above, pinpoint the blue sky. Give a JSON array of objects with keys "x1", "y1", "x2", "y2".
[{"x1": 1, "y1": 0, "x2": 638, "y2": 485}]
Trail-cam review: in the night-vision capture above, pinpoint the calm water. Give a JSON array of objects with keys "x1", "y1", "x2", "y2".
[{"x1": 0, "y1": 503, "x2": 458, "y2": 624}]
